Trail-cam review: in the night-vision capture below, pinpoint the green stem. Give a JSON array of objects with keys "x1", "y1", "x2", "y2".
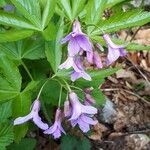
[
  {"x1": 62, "y1": 79, "x2": 71, "y2": 92},
  {"x1": 21, "y1": 60, "x2": 34, "y2": 81},
  {"x1": 58, "y1": 86, "x2": 62, "y2": 108},
  {"x1": 70, "y1": 85, "x2": 83, "y2": 92}
]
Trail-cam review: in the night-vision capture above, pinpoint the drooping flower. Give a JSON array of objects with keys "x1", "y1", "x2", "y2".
[
  {"x1": 84, "y1": 89, "x2": 95, "y2": 106},
  {"x1": 93, "y1": 51, "x2": 103, "y2": 69},
  {"x1": 14, "y1": 100, "x2": 48, "y2": 130},
  {"x1": 61, "y1": 20, "x2": 92, "y2": 57},
  {"x1": 70, "y1": 114, "x2": 98, "y2": 133},
  {"x1": 103, "y1": 34, "x2": 127, "y2": 65},
  {"x1": 44, "y1": 108, "x2": 65, "y2": 139},
  {"x1": 71, "y1": 57, "x2": 91, "y2": 81},
  {"x1": 68, "y1": 92, "x2": 97, "y2": 120},
  {"x1": 64, "y1": 92, "x2": 98, "y2": 132}
]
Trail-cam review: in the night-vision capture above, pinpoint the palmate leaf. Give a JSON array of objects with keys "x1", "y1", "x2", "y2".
[
  {"x1": 0, "y1": 124, "x2": 14, "y2": 150},
  {"x1": 41, "y1": 0, "x2": 56, "y2": 29},
  {"x1": 45, "y1": 18, "x2": 64, "y2": 73},
  {"x1": 0, "y1": 54, "x2": 21, "y2": 102},
  {"x1": 106, "y1": 0, "x2": 126, "y2": 8},
  {"x1": 0, "y1": 12, "x2": 38, "y2": 30},
  {"x1": 91, "y1": 10, "x2": 150, "y2": 35},
  {"x1": 0, "y1": 29, "x2": 34, "y2": 43},
  {"x1": 86, "y1": 0, "x2": 108, "y2": 24},
  {"x1": 11, "y1": 0, "x2": 41, "y2": 29},
  {"x1": 0, "y1": 101, "x2": 12, "y2": 123},
  {"x1": 0, "y1": 37, "x2": 45, "y2": 61}
]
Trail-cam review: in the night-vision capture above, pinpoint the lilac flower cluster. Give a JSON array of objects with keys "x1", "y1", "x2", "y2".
[
  {"x1": 59, "y1": 20, "x2": 127, "y2": 81},
  {"x1": 14, "y1": 91, "x2": 97, "y2": 139}
]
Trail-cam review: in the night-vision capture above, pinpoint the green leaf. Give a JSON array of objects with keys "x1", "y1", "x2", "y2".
[
  {"x1": 106, "y1": 0, "x2": 126, "y2": 8},
  {"x1": 0, "y1": 12, "x2": 38, "y2": 30},
  {"x1": 72, "y1": 0, "x2": 86, "y2": 19},
  {"x1": 91, "y1": 10, "x2": 150, "y2": 35},
  {"x1": 77, "y1": 138, "x2": 91, "y2": 150},
  {"x1": 0, "y1": 124, "x2": 14, "y2": 150},
  {"x1": 12, "y1": 92, "x2": 31, "y2": 142},
  {"x1": 42, "y1": 0, "x2": 56, "y2": 29},
  {"x1": 0, "y1": 101, "x2": 12, "y2": 123},
  {"x1": 92, "y1": 89, "x2": 105, "y2": 105},
  {"x1": 11, "y1": 0, "x2": 41, "y2": 29},
  {"x1": 8, "y1": 138, "x2": 36, "y2": 150},
  {"x1": 86, "y1": 0, "x2": 108, "y2": 24},
  {"x1": 45, "y1": 18, "x2": 64, "y2": 73},
  {"x1": 0, "y1": 37, "x2": 45, "y2": 60},
  {"x1": 58, "y1": 0, "x2": 72, "y2": 21},
  {"x1": 0, "y1": 55, "x2": 21, "y2": 102},
  {"x1": 0, "y1": 29, "x2": 34, "y2": 43}
]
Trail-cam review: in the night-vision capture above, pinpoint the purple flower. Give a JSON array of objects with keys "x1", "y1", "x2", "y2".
[
  {"x1": 103, "y1": 34, "x2": 127, "y2": 65},
  {"x1": 71, "y1": 57, "x2": 91, "y2": 81},
  {"x1": 61, "y1": 20, "x2": 92, "y2": 57},
  {"x1": 3, "y1": 5, "x2": 15, "y2": 12},
  {"x1": 71, "y1": 114, "x2": 98, "y2": 133},
  {"x1": 44, "y1": 108, "x2": 65, "y2": 139},
  {"x1": 93, "y1": 51, "x2": 103, "y2": 69},
  {"x1": 68, "y1": 92, "x2": 97, "y2": 120},
  {"x1": 14, "y1": 100, "x2": 48, "y2": 130},
  {"x1": 64, "y1": 92, "x2": 98, "y2": 132},
  {"x1": 84, "y1": 93, "x2": 95, "y2": 106}
]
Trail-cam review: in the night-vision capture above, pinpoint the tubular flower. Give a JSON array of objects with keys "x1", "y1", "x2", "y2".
[
  {"x1": 14, "y1": 100, "x2": 48, "y2": 130},
  {"x1": 71, "y1": 57, "x2": 91, "y2": 81},
  {"x1": 103, "y1": 34, "x2": 127, "y2": 65},
  {"x1": 61, "y1": 20, "x2": 92, "y2": 57},
  {"x1": 93, "y1": 51, "x2": 103, "y2": 69},
  {"x1": 64, "y1": 92, "x2": 98, "y2": 132},
  {"x1": 44, "y1": 108, "x2": 65, "y2": 139},
  {"x1": 84, "y1": 93, "x2": 95, "y2": 106}
]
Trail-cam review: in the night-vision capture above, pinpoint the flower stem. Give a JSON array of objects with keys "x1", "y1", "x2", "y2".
[
  {"x1": 58, "y1": 86, "x2": 62, "y2": 108},
  {"x1": 70, "y1": 85, "x2": 83, "y2": 92},
  {"x1": 36, "y1": 74, "x2": 56, "y2": 100},
  {"x1": 62, "y1": 79, "x2": 71, "y2": 92},
  {"x1": 21, "y1": 60, "x2": 34, "y2": 81}
]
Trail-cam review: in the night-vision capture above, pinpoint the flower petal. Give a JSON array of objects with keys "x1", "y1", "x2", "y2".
[
  {"x1": 68, "y1": 38, "x2": 80, "y2": 57},
  {"x1": 59, "y1": 57, "x2": 73, "y2": 70},
  {"x1": 33, "y1": 113, "x2": 49, "y2": 130},
  {"x1": 80, "y1": 71, "x2": 91, "y2": 81},
  {"x1": 61, "y1": 32, "x2": 73, "y2": 44},
  {"x1": 71, "y1": 71, "x2": 80, "y2": 81},
  {"x1": 81, "y1": 105, "x2": 97, "y2": 115},
  {"x1": 44, "y1": 123, "x2": 57, "y2": 134},
  {"x1": 107, "y1": 47, "x2": 120, "y2": 65},
  {"x1": 103, "y1": 34, "x2": 124, "y2": 49},
  {"x1": 86, "y1": 51, "x2": 93, "y2": 64},
  {"x1": 76, "y1": 35, "x2": 92, "y2": 52},
  {"x1": 14, "y1": 113, "x2": 33, "y2": 125},
  {"x1": 81, "y1": 115, "x2": 98, "y2": 125},
  {"x1": 64, "y1": 101, "x2": 71, "y2": 117},
  {"x1": 53, "y1": 128, "x2": 61, "y2": 139},
  {"x1": 78, "y1": 118, "x2": 90, "y2": 133},
  {"x1": 119, "y1": 48, "x2": 127, "y2": 56},
  {"x1": 93, "y1": 51, "x2": 103, "y2": 69}
]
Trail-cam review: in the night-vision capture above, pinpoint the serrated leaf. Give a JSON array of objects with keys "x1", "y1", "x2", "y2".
[
  {"x1": 86, "y1": 0, "x2": 108, "y2": 24},
  {"x1": 0, "y1": 29, "x2": 34, "y2": 43},
  {"x1": 91, "y1": 10, "x2": 150, "y2": 35},
  {"x1": 0, "y1": 37, "x2": 45, "y2": 60},
  {"x1": 58, "y1": 0, "x2": 72, "y2": 21},
  {"x1": 0, "y1": 124, "x2": 14, "y2": 150},
  {"x1": 12, "y1": 92, "x2": 31, "y2": 142},
  {"x1": 42, "y1": 0, "x2": 56, "y2": 29},
  {"x1": 0, "y1": 101, "x2": 12, "y2": 123},
  {"x1": 72, "y1": 0, "x2": 86, "y2": 19},
  {"x1": 0, "y1": 12, "x2": 38, "y2": 30},
  {"x1": 11, "y1": 0, "x2": 41, "y2": 29},
  {"x1": 45, "y1": 18, "x2": 64, "y2": 73},
  {"x1": 0, "y1": 55, "x2": 21, "y2": 102}
]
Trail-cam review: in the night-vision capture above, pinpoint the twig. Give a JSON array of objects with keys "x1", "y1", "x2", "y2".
[
  {"x1": 101, "y1": 88, "x2": 150, "y2": 105},
  {"x1": 130, "y1": 27, "x2": 141, "y2": 42}
]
